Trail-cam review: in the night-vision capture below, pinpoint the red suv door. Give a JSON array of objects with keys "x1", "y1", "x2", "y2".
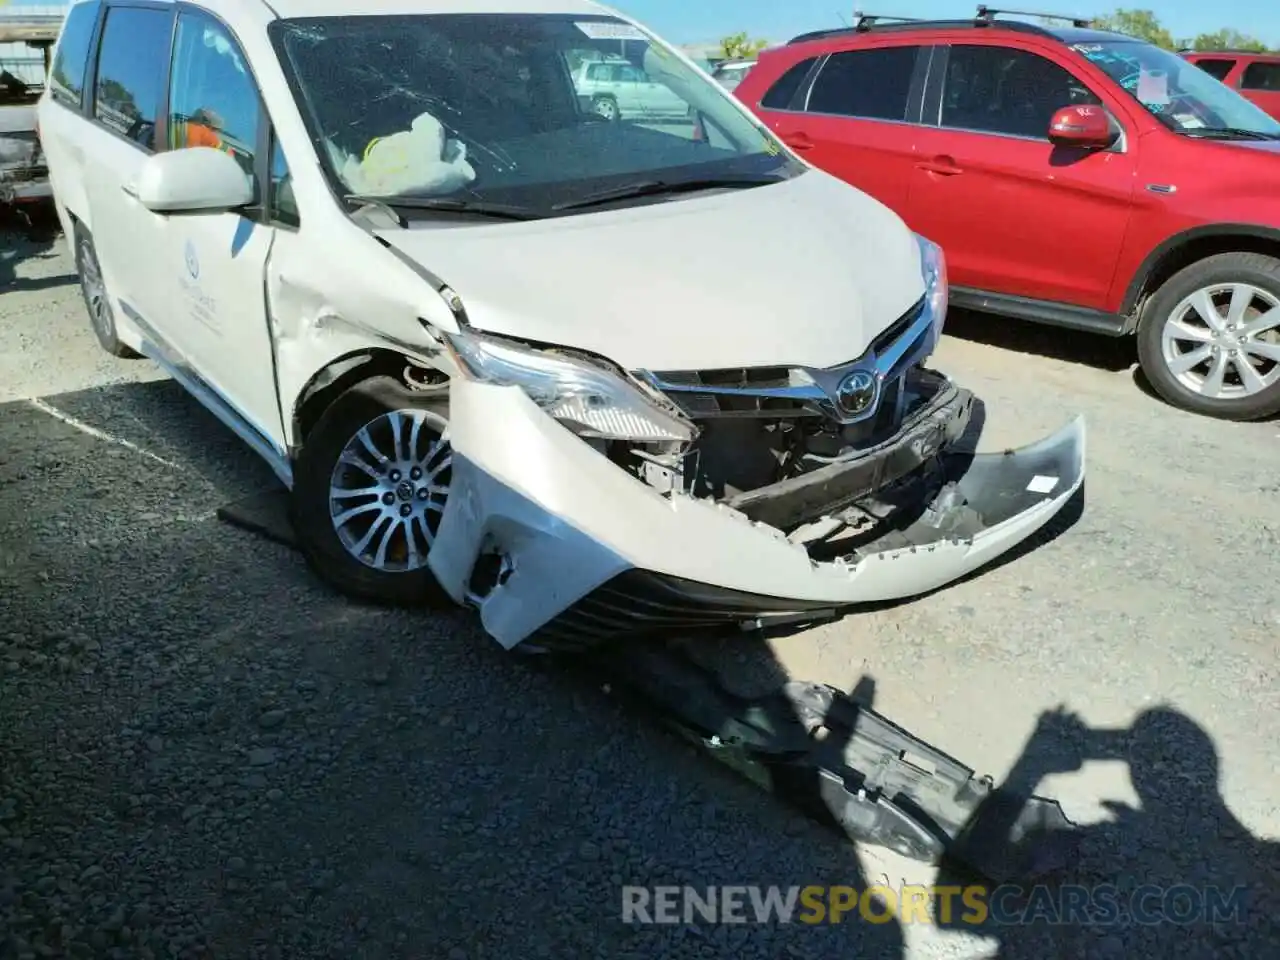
[
  {"x1": 751, "y1": 42, "x2": 927, "y2": 213},
  {"x1": 903, "y1": 41, "x2": 1138, "y2": 312},
  {"x1": 1239, "y1": 59, "x2": 1280, "y2": 121}
]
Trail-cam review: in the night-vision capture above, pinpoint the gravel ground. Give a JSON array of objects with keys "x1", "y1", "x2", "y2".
[{"x1": 1, "y1": 212, "x2": 1278, "y2": 960}]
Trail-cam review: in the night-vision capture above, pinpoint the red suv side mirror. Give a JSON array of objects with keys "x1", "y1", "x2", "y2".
[{"x1": 1047, "y1": 105, "x2": 1116, "y2": 148}]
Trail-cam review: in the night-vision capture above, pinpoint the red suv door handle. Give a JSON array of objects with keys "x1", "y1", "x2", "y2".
[
  {"x1": 917, "y1": 155, "x2": 963, "y2": 176},
  {"x1": 782, "y1": 132, "x2": 814, "y2": 150}
]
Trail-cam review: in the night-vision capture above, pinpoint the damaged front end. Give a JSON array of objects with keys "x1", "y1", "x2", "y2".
[{"x1": 425, "y1": 246, "x2": 1085, "y2": 652}]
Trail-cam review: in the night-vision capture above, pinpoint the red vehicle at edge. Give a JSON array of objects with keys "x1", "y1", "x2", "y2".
[
  {"x1": 1182, "y1": 50, "x2": 1280, "y2": 121},
  {"x1": 733, "y1": 8, "x2": 1280, "y2": 421}
]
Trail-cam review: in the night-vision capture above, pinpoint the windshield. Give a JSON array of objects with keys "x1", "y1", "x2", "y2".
[
  {"x1": 1070, "y1": 40, "x2": 1280, "y2": 137},
  {"x1": 269, "y1": 13, "x2": 801, "y2": 213}
]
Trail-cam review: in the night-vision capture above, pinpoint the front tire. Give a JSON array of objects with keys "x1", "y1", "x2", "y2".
[
  {"x1": 74, "y1": 228, "x2": 139, "y2": 358},
  {"x1": 1136, "y1": 253, "x2": 1280, "y2": 421},
  {"x1": 291, "y1": 375, "x2": 454, "y2": 607}
]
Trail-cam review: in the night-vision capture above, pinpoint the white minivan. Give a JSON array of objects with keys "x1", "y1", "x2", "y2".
[{"x1": 38, "y1": 0, "x2": 1085, "y2": 653}]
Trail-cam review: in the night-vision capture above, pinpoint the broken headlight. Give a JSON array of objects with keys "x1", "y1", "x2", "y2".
[
  {"x1": 441, "y1": 328, "x2": 695, "y2": 443},
  {"x1": 915, "y1": 233, "x2": 948, "y2": 328}
]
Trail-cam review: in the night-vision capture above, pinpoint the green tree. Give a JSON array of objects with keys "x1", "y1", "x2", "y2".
[
  {"x1": 1091, "y1": 9, "x2": 1177, "y2": 49},
  {"x1": 718, "y1": 32, "x2": 769, "y2": 60},
  {"x1": 1187, "y1": 28, "x2": 1270, "y2": 52}
]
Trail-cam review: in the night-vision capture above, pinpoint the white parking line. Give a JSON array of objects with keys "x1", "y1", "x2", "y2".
[{"x1": 27, "y1": 397, "x2": 184, "y2": 470}]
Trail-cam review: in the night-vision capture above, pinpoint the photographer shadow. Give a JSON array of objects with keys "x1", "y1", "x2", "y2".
[{"x1": 932, "y1": 705, "x2": 1280, "y2": 958}]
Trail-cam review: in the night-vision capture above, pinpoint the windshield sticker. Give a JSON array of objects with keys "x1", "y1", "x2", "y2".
[
  {"x1": 1171, "y1": 113, "x2": 1206, "y2": 128},
  {"x1": 575, "y1": 21, "x2": 647, "y2": 41},
  {"x1": 1136, "y1": 69, "x2": 1170, "y2": 106}
]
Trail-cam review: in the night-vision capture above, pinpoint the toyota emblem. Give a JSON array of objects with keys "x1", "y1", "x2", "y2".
[{"x1": 835, "y1": 370, "x2": 877, "y2": 416}]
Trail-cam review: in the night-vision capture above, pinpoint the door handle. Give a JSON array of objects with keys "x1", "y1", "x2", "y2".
[
  {"x1": 916, "y1": 155, "x2": 963, "y2": 176},
  {"x1": 121, "y1": 181, "x2": 138, "y2": 198},
  {"x1": 782, "y1": 132, "x2": 813, "y2": 151}
]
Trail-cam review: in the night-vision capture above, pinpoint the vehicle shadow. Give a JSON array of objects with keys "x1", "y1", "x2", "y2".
[
  {"x1": 930, "y1": 704, "x2": 1280, "y2": 957},
  {"x1": 945, "y1": 308, "x2": 1135, "y2": 373},
  {"x1": 0, "y1": 202, "x2": 67, "y2": 292},
  {"x1": 1, "y1": 379, "x2": 914, "y2": 959}
]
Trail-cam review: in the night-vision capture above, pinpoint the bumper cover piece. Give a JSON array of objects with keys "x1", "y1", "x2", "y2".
[{"x1": 432, "y1": 378, "x2": 1086, "y2": 650}]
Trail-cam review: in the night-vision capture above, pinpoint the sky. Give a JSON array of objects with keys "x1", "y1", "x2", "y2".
[
  {"x1": 609, "y1": 0, "x2": 1280, "y2": 49},
  {"x1": 1, "y1": 0, "x2": 1276, "y2": 47}
]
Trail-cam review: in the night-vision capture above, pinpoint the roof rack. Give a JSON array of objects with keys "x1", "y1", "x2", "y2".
[
  {"x1": 975, "y1": 5, "x2": 1093, "y2": 28},
  {"x1": 852, "y1": 10, "x2": 929, "y2": 31},
  {"x1": 1179, "y1": 47, "x2": 1279, "y2": 55},
  {"x1": 786, "y1": 7, "x2": 1092, "y2": 45}
]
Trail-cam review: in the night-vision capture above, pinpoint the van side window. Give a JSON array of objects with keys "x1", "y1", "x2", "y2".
[
  {"x1": 940, "y1": 45, "x2": 1101, "y2": 139},
  {"x1": 805, "y1": 47, "x2": 919, "y2": 121},
  {"x1": 167, "y1": 11, "x2": 261, "y2": 183},
  {"x1": 1242, "y1": 62, "x2": 1280, "y2": 91},
  {"x1": 759, "y1": 57, "x2": 818, "y2": 110},
  {"x1": 93, "y1": 6, "x2": 172, "y2": 150},
  {"x1": 49, "y1": 0, "x2": 101, "y2": 109},
  {"x1": 1192, "y1": 58, "x2": 1236, "y2": 82}
]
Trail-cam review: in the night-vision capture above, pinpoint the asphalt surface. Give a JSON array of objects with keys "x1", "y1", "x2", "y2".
[{"x1": 1, "y1": 211, "x2": 1278, "y2": 960}]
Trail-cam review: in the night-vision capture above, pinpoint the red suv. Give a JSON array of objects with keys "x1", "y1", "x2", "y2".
[
  {"x1": 1182, "y1": 50, "x2": 1280, "y2": 121},
  {"x1": 734, "y1": 8, "x2": 1280, "y2": 420}
]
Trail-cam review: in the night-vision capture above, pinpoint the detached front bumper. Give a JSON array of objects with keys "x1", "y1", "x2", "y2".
[{"x1": 429, "y1": 377, "x2": 1085, "y2": 651}]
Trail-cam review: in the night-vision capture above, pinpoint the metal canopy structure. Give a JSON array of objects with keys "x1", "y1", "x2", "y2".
[{"x1": 0, "y1": 19, "x2": 60, "y2": 44}]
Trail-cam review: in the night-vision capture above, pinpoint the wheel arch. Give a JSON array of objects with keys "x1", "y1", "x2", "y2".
[
  {"x1": 1121, "y1": 224, "x2": 1280, "y2": 331},
  {"x1": 289, "y1": 348, "x2": 448, "y2": 456}
]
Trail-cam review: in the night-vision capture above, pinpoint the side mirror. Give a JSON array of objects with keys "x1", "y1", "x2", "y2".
[
  {"x1": 1047, "y1": 105, "x2": 1117, "y2": 149},
  {"x1": 135, "y1": 146, "x2": 254, "y2": 214}
]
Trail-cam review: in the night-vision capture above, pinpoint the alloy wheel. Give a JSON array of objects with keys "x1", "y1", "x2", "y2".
[
  {"x1": 79, "y1": 239, "x2": 114, "y2": 343},
  {"x1": 327, "y1": 409, "x2": 452, "y2": 573},
  {"x1": 1160, "y1": 282, "x2": 1280, "y2": 400}
]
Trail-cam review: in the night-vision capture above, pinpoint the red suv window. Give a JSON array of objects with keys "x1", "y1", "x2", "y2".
[
  {"x1": 759, "y1": 56, "x2": 819, "y2": 109},
  {"x1": 939, "y1": 45, "x2": 1101, "y2": 139},
  {"x1": 805, "y1": 46, "x2": 917, "y2": 121},
  {"x1": 1191, "y1": 58, "x2": 1236, "y2": 82},
  {"x1": 1242, "y1": 61, "x2": 1280, "y2": 91}
]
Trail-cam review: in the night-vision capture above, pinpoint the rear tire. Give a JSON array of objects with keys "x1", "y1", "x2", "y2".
[
  {"x1": 291, "y1": 375, "x2": 455, "y2": 607},
  {"x1": 74, "y1": 228, "x2": 140, "y2": 358},
  {"x1": 591, "y1": 95, "x2": 619, "y2": 122},
  {"x1": 1136, "y1": 252, "x2": 1280, "y2": 421}
]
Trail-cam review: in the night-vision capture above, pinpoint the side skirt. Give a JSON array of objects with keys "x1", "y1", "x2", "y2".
[
  {"x1": 119, "y1": 300, "x2": 294, "y2": 488},
  {"x1": 950, "y1": 287, "x2": 1129, "y2": 337}
]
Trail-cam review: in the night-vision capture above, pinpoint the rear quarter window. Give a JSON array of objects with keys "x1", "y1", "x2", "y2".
[
  {"x1": 759, "y1": 56, "x2": 818, "y2": 109},
  {"x1": 49, "y1": 0, "x2": 102, "y2": 108},
  {"x1": 1190, "y1": 58, "x2": 1236, "y2": 82}
]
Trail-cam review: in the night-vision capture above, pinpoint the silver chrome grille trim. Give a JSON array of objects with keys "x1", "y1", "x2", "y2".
[{"x1": 636, "y1": 294, "x2": 939, "y2": 425}]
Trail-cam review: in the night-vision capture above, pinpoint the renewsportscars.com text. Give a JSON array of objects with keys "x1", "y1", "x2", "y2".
[{"x1": 621, "y1": 884, "x2": 1248, "y2": 927}]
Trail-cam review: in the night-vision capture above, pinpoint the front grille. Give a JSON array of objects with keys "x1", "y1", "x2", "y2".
[{"x1": 645, "y1": 296, "x2": 929, "y2": 422}]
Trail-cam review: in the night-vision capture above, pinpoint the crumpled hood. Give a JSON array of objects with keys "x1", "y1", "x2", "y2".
[{"x1": 375, "y1": 168, "x2": 925, "y2": 372}]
